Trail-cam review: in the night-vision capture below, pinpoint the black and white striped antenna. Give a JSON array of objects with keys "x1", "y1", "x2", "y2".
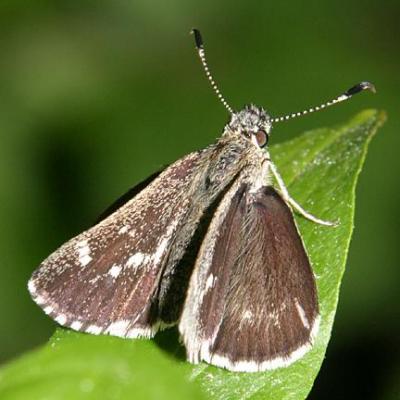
[
  {"x1": 191, "y1": 29, "x2": 375, "y2": 120},
  {"x1": 192, "y1": 29, "x2": 234, "y2": 114},
  {"x1": 272, "y1": 81, "x2": 376, "y2": 123}
]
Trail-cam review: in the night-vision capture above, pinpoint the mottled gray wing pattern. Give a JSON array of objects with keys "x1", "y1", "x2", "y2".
[
  {"x1": 29, "y1": 151, "x2": 204, "y2": 338},
  {"x1": 180, "y1": 184, "x2": 319, "y2": 372}
]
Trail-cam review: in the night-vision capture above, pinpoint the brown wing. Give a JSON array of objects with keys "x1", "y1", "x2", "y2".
[
  {"x1": 29, "y1": 151, "x2": 204, "y2": 338},
  {"x1": 179, "y1": 184, "x2": 319, "y2": 372}
]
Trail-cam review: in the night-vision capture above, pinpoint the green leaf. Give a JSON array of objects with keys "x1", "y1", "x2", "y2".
[
  {"x1": 0, "y1": 329, "x2": 205, "y2": 400},
  {"x1": 0, "y1": 110, "x2": 385, "y2": 400}
]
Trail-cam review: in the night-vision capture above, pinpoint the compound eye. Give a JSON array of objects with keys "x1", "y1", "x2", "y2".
[{"x1": 254, "y1": 129, "x2": 268, "y2": 148}]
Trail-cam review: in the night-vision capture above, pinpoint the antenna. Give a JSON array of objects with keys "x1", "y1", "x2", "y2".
[
  {"x1": 272, "y1": 82, "x2": 376, "y2": 123},
  {"x1": 191, "y1": 29, "x2": 234, "y2": 114}
]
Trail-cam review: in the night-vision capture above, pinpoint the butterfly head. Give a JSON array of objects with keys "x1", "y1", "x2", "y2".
[{"x1": 226, "y1": 104, "x2": 272, "y2": 148}]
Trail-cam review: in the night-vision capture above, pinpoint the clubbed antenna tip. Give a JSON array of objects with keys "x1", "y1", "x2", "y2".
[
  {"x1": 192, "y1": 28, "x2": 203, "y2": 49},
  {"x1": 272, "y1": 81, "x2": 376, "y2": 123},
  {"x1": 344, "y1": 81, "x2": 376, "y2": 96}
]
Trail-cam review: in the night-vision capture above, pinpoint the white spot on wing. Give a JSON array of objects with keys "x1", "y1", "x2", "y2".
[
  {"x1": 86, "y1": 325, "x2": 102, "y2": 335},
  {"x1": 79, "y1": 254, "x2": 92, "y2": 266},
  {"x1": 126, "y1": 252, "x2": 149, "y2": 270},
  {"x1": 118, "y1": 225, "x2": 129, "y2": 235},
  {"x1": 205, "y1": 274, "x2": 216, "y2": 292},
  {"x1": 126, "y1": 327, "x2": 155, "y2": 339},
  {"x1": 28, "y1": 280, "x2": 36, "y2": 295},
  {"x1": 55, "y1": 314, "x2": 67, "y2": 325},
  {"x1": 295, "y1": 299, "x2": 310, "y2": 329},
  {"x1": 105, "y1": 320, "x2": 130, "y2": 337},
  {"x1": 34, "y1": 295, "x2": 46, "y2": 305},
  {"x1": 108, "y1": 264, "x2": 122, "y2": 278},
  {"x1": 70, "y1": 321, "x2": 83, "y2": 330},
  {"x1": 153, "y1": 237, "x2": 169, "y2": 265},
  {"x1": 44, "y1": 306, "x2": 53, "y2": 315},
  {"x1": 151, "y1": 222, "x2": 179, "y2": 266},
  {"x1": 76, "y1": 240, "x2": 92, "y2": 266}
]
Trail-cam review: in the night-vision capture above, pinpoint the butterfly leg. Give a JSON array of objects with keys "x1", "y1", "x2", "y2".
[{"x1": 269, "y1": 161, "x2": 337, "y2": 227}]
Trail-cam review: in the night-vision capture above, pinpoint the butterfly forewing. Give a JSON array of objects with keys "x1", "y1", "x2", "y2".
[
  {"x1": 29, "y1": 151, "x2": 206, "y2": 338},
  {"x1": 179, "y1": 184, "x2": 319, "y2": 372}
]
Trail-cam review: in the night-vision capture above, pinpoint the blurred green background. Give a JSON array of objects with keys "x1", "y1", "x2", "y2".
[{"x1": 0, "y1": 1, "x2": 398, "y2": 399}]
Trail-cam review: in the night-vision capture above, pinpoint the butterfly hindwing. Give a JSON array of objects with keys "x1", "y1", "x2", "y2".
[
  {"x1": 179, "y1": 184, "x2": 319, "y2": 372},
  {"x1": 29, "y1": 151, "x2": 205, "y2": 338}
]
